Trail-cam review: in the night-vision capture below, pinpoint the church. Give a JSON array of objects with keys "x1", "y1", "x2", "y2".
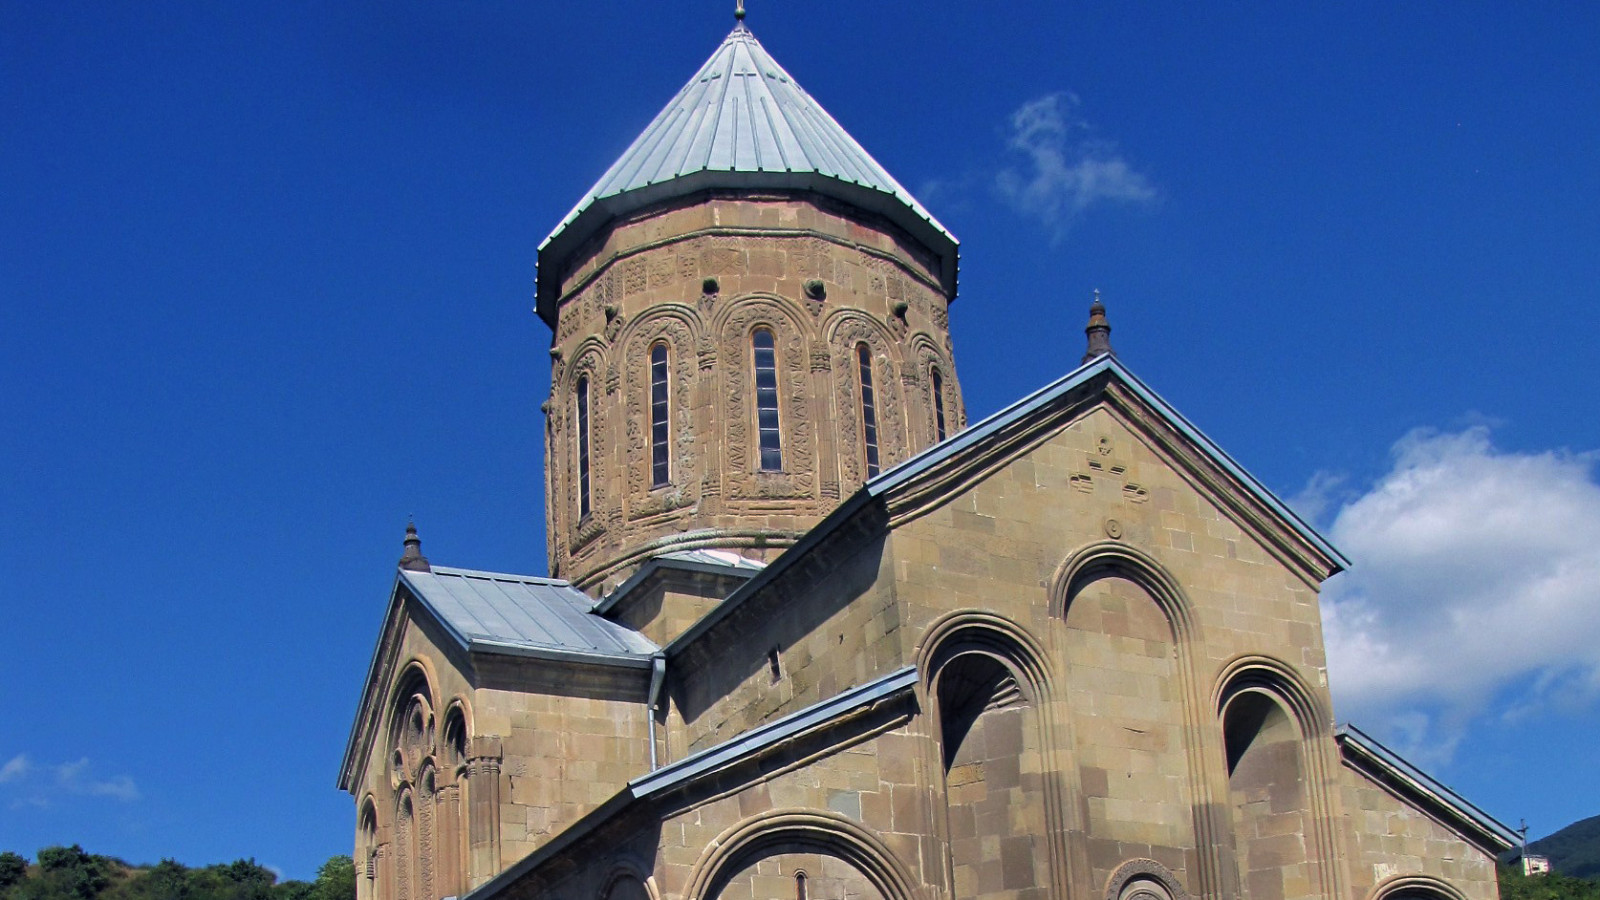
[{"x1": 337, "y1": 14, "x2": 1516, "y2": 900}]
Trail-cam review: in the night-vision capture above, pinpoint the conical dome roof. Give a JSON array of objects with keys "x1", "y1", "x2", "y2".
[{"x1": 536, "y1": 23, "x2": 959, "y2": 323}]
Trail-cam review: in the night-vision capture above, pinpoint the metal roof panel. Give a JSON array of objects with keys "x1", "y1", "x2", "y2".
[
  {"x1": 399, "y1": 566, "x2": 658, "y2": 663},
  {"x1": 536, "y1": 24, "x2": 959, "y2": 323}
]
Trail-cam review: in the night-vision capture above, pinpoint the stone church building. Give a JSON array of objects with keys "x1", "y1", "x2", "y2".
[{"x1": 337, "y1": 16, "x2": 1516, "y2": 900}]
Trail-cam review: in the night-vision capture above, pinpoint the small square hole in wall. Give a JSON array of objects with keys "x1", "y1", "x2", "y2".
[{"x1": 767, "y1": 647, "x2": 781, "y2": 683}]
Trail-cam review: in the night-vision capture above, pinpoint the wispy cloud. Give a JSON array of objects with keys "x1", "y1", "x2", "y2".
[
  {"x1": 995, "y1": 92, "x2": 1156, "y2": 237},
  {"x1": 1312, "y1": 427, "x2": 1600, "y2": 764},
  {"x1": 1, "y1": 753, "x2": 141, "y2": 807}
]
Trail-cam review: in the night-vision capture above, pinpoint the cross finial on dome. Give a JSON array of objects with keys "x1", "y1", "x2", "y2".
[
  {"x1": 1082, "y1": 289, "x2": 1115, "y2": 364},
  {"x1": 735, "y1": 0, "x2": 745, "y2": 22},
  {"x1": 399, "y1": 519, "x2": 432, "y2": 573}
]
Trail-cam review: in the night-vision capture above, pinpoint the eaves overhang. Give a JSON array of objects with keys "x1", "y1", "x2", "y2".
[
  {"x1": 1336, "y1": 723, "x2": 1518, "y2": 854},
  {"x1": 337, "y1": 565, "x2": 658, "y2": 794},
  {"x1": 535, "y1": 23, "x2": 959, "y2": 328},
  {"x1": 866, "y1": 354, "x2": 1349, "y2": 573},
  {"x1": 536, "y1": 172, "x2": 959, "y2": 327}
]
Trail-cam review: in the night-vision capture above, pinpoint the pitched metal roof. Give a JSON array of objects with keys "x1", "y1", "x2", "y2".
[
  {"x1": 535, "y1": 24, "x2": 959, "y2": 323},
  {"x1": 867, "y1": 354, "x2": 1351, "y2": 571},
  {"x1": 593, "y1": 548, "x2": 767, "y2": 617},
  {"x1": 1336, "y1": 723, "x2": 1518, "y2": 852},
  {"x1": 400, "y1": 565, "x2": 658, "y2": 667}
]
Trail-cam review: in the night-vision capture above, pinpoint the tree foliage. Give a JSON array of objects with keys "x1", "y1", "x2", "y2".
[
  {"x1": 1500, "y1": 865, "x2": 1600, "y2": 900},
  {"x1": 0, "y1": 849, "x2": 354, "y2": 900}
]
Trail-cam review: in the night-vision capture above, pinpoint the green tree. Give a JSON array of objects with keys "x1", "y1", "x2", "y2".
[
  {"x1": 0, "y1": 853, "x2": 28, "y2": 891},
  {"x1": 1499, "y1": 866, "x2": 1600, "y2": 900},
  {"x1": 308, "y1": 857, "x2": 353, "y2": 900},
  {"x1": 269, "y1": 881, "x2": 314, "y2": 900},
  {"x1": 13, "y1": 845, "x2": 119, "y2": 900},
  {"x1": 109, "y1": 859, "x2": 189, "y2": 900}
]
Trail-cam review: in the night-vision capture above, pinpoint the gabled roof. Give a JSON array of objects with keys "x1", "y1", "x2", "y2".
[
  {"x1": 1337, "y1": 723, "x2": 1518, "y2": 853},
  {"x1": 869, "y1": 354, "x2": 1348, "y2": 569},
  {"x1": 401, "y1": 565, "x2": 658, "y2": 666},
  {"x1": 667, "y1": 354, "x2": 1348, "y2": 656},
  {"x1": 338, "y1": 565, "x2": 657, "y2": 793},
  {"x1": 536, "y1": 24, "x2": 959, "y2": 324},
  {"x1": 593, "y1": 549, "x2": 766, "y2": 617}
]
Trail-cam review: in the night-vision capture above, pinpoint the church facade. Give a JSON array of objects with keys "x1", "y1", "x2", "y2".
[{"x1": 337, "y1": 18, "x2": 1515, "y2": 900}]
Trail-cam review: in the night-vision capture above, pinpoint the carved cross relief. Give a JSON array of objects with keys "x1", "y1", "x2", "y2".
[{"x1": 1070, "y1": 434, "x2": 1150, "y2": 504}]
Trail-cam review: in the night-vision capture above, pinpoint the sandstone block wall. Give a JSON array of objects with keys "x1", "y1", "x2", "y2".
[{"x1": 543, "y1": 195, "x2": 965, "y2": 594}]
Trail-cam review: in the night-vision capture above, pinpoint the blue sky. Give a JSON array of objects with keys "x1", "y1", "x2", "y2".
[{"x1": 3, "y1": 0, "x2": 1597, "y2": 880}]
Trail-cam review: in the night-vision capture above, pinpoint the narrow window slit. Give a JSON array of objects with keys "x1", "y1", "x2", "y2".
[
  {"x1": 857, "y1": 343, "x2": 880, "y2": 477},
  {"x1": 753, "y1": 328, "x2": 783, "y2": 471},
  {"x1": 650, "y1": 343, "x2": 670, "y2": 486}
]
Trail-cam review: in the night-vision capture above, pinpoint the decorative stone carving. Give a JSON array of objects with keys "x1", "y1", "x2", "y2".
[
  {"x1": 622, "y1": 312, "x2": 699, "y2": 516},
  {"x1": 1104, "y1": 859, "x2": 1188, "y2": 900},
  {"x1": 829, "y1": 313, "x2": 907, "y2": 488},
  {"x1": 720, "y1": 298, "x2": 814, "y2": 500}
]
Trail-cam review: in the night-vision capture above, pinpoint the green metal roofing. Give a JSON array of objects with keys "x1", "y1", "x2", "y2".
[{"x1": 536, "y1": 23, "x2": 959, "y2": 324}]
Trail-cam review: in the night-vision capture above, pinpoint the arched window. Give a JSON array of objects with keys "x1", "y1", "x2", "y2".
[
  {"x1": 930, "y1": 366, "x2": 947, "y2": 441},
  {"x1": 576, "y1": 375, "x2": 591, "y2": 517},
  {"x1": 856, "y1": 343, "x2": 880, "y2": 477},
  {"x1": 752, "y1": 328, "x2": 782, "y2": 471},
  {"x1": 650, "y1": 343, "x2": 670, "y2": 486},
  {"x1": 358, "y1": 802, "x2": 378, "y2": 900}
]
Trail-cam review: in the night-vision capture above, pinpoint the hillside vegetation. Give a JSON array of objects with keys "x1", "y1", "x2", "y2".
[
  {"x1": 1533, "y1": 815, "x2": 1600, "y2": 881},
  {"x1": 0, "y1": 846, "x2": 352, "y2": 900},
  {"x1": 1501, "y1": 866, "x2": 1600, "y2": 900}
]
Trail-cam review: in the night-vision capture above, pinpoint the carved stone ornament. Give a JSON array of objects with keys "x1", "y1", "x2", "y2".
[{"x1": 1104, "y1": 859, "x2": 1188, "y2": 900}]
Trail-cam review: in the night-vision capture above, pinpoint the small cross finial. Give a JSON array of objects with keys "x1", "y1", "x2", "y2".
[
  {"x1": 735, "y1": 0, "x2": 745, "y2": 22},
  {"x1": 1082, "y1": 289, "x2": 1115, "y2": 364}
]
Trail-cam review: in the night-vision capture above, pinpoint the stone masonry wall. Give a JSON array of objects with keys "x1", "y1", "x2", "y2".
[{"x1": 544, "y1": 194, "x2": 965, "y2": 595}]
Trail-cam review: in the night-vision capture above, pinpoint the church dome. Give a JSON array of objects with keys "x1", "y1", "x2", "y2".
[{"x1": 536, "y1": 22, "x2": 959, "y2": 325}]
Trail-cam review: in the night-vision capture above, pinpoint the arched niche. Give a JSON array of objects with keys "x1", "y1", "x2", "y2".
[
  {"x1": 824, "y1": 311, "x2": 908, "y2": 488},
  {"x1": 1059, "y1": 562, "x2": 1196, "y2": 870},
  {"x1": 620, "y1": 305, "x2": 701, "y2": 511},
  {"x1": 1369, "y1": 875, "x2": 1469, "y2": 900},
  {"x1": 686, "y1": 812, "x2": 914, "y2": 900},
  {"x1": 919, "y1": 613, "x2": 1056, "y2": 900},
  {"x1": 357, "y1": 798, "x2": 380, "y2": 900},
  {"x1": 1213, "y1": 657, "x2": 1341, "y2": 900},
  {"x1": 600, "y1": 868, "x2": 655, "y2": 900},
  {"x1": 715, "y1": 296, "x2": 817, "y2": 500}
]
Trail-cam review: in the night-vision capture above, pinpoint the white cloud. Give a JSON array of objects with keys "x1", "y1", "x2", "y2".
[
  {"x1": 0, "y1": 754, "x2": 31, "y2": 782},
  {"x1": 0, "y1": 753, "x2": 140, "y2": 806},
  {"x1": 995, "y1": 93, "x2": 1156, "y2": 236},
  {"x1": 1316, "y1": 426, "x2": 1600, "y2": 761}
]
